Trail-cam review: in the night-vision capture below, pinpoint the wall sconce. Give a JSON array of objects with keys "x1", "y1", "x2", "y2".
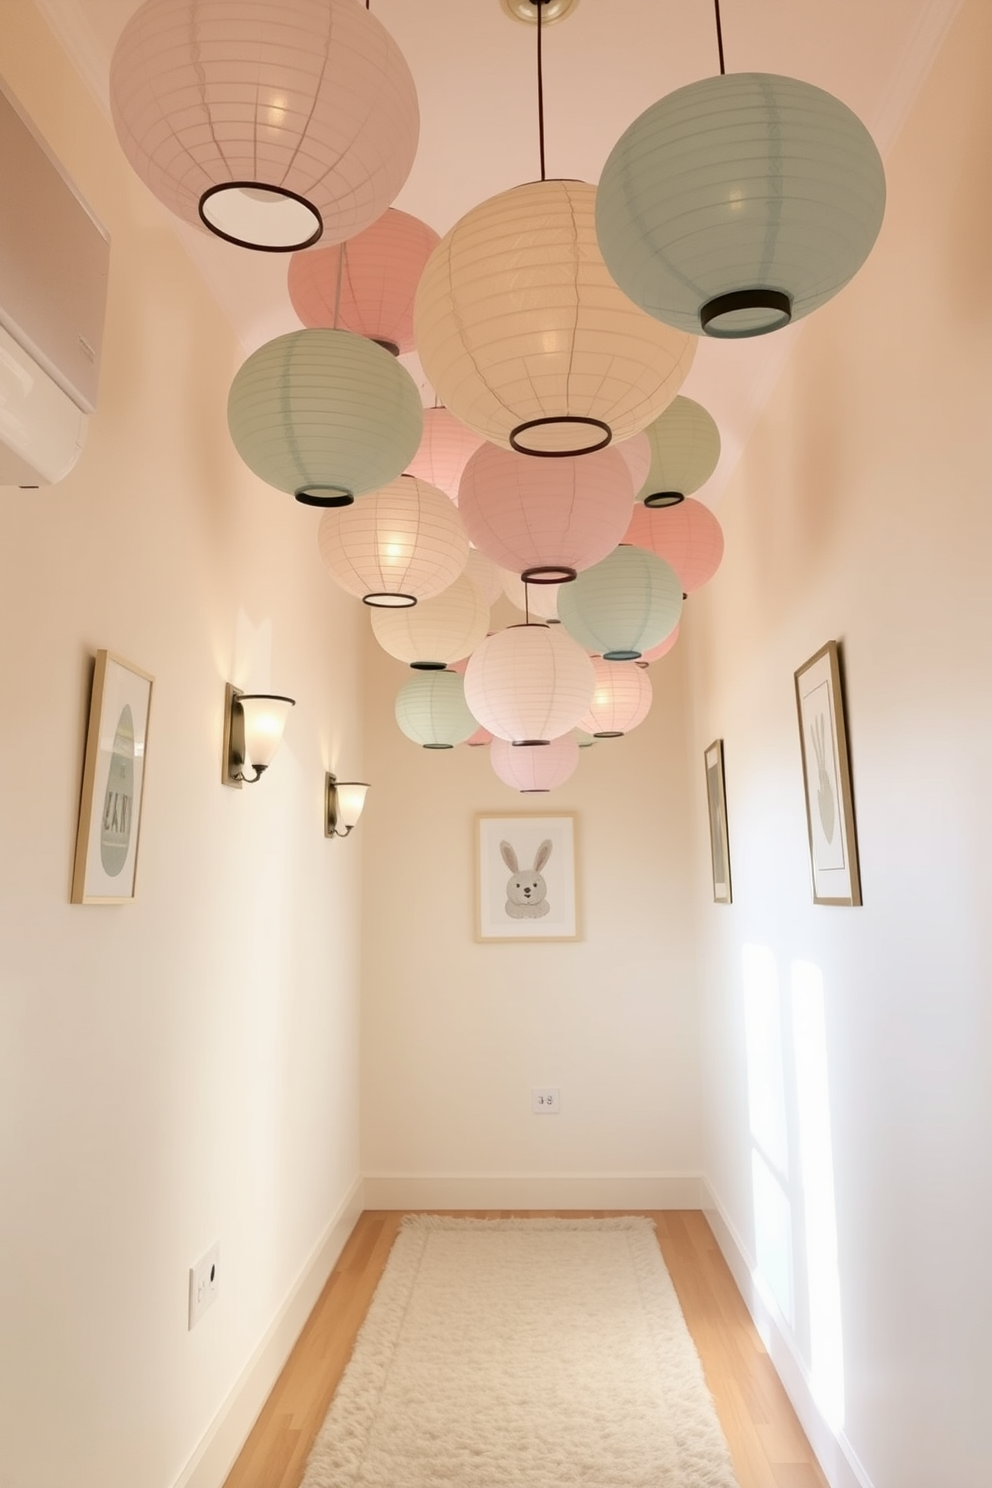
[
  {"x1": 223, "y1": 684, "x2": 295, "y2": 787},
  {"x1": 325, "y1": 773, "x2": 369, "y2": 838}
]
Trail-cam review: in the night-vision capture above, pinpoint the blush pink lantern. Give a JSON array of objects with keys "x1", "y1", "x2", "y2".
[
  {"x1": 405, "y1": 407, "x2": 485, "y2": 502},
  {"x1": 491, "y1": 734, "x2": 579, "y2": 792},
  {"x1": 579, "y1": 657, "x2": 653, "y2": 737},
  {"x1": 464, "y1": 624, "x2": 594, "y2": 745},
  {"x1": 624, "y1": 499, "x2": 725, "y2": 593}
]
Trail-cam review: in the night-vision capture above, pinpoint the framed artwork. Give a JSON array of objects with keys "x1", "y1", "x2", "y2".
[
  {"x1": 704, "y1": 739, "x2": 732, "y2": 904},
  {"x1": 71, "y1": 650, "x2": 154, "y2": 904},
  {"x1": 794, "y1": 641, "x2": 862, "y2": 906},
  {"x1": 476, "y1": 814, "x2": 579, "y2": 942}
]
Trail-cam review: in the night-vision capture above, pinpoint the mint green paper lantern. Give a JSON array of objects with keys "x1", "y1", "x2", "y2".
[
  {"x1": 558, "y1": 547, "x2": 682, "y2": 661},
  {"x1": 395, "y1": 670, "x2": 477, "y2": 750},
  {"x1": 596, "y1": 73, "x2": 885, "y2": 339},
  {"x1": 228, "y1": 328, "x2": 423, "y2": 506},
  {"x1": 636, "y1": 397, "x2": 721, "y2": 507}
]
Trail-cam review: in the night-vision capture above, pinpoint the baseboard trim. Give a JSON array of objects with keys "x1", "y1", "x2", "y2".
[
  {"x1": 172, "y1": 1174, "x2": 365, "y2": 1488},
  {"x1": 362, "y1": 1172, "x2": 703, "y2": 1210},
  {"x1": 701, "y1": 1179, "x2": 875, "y2": 1488}
]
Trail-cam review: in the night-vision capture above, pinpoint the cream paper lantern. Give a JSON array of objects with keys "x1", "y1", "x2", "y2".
[
  {"x1": 110, "y1": 0, "x2": 419, "y2": 251},
  {"x1": 317, "y1": 476, "x2": 468, "y2": 607},
  {"x1": 371, "y1": 574, "x2": 490, "y2": 668},
  {"x1": 404, "y1": 407, "x2": 485, "y2": 502},
  {"x1": 634, "y1": 398, "x2": 721, "y2": 507},
  {"x1": 395, "y1": 670, "x2": 477, "y2": 749},
  {"x1": 558, "y1": 546, "x2": 682, "y2": 660},
  {"x1": 579, "y1": 657, "x2": 653, "y2": 737},
  {"x1": 464, "y1": 624, "x2": 594, "y2": 745},
  {"x1": 490, "y1": 734, "x2": 579, "y2": 793},
  {"x1": 414, "y1": 179, "x2": 696, "y2": 456}
]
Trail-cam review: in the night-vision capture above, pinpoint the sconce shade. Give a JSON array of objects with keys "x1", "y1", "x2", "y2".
[
  {"x1": 501, "y1": 571, "x2": 560, "y2": 621},
  {"x1": 395, "y1": 669, "x2": 477, "y2": 748},
  {"x1": 596, "y1": 72, "x2": 885, "y2": 338},
  {"x1": 491, "y1": 734, "x2": 579, "y2": 793},
  {"x1": 558, "y1": 546, "x2": 682, "y2": 660},
  {"x1": 288, "y1": 209, "x2": 439, "y2": 353},
  {"x1": 110, "y1": 0, "x2": 419, "y2": 251},
  {"x1": 414, "y1": 179, "x2": 696, "y2": 455},
  {"x1": 465, "y1": 548, "x2": 504, "y2": 605},
  {"x1": 404, "y1": 407, "x2": 485, "y2": 502},
  {"x1": 625, "y1": 499, "x2": 724, "y2": 592},
  {"x1": 325, "y1": 773, "x2": 368, "y2": 836},
  {"x1": 579, "y1": 656, "x2": 653, "y2": 737},
  {"x1": 370, "y1": 573, "x2": 490, "y2": 668},
  {"x1": 318, "y1": 477, "x2": 469, "y2": 607},
  {"x1": 457, "y1": 443, "x2": 633, "y2": 582},
  {"x1": 228, "y1": 329, "x2": 423, "y2": 505},
  {"x1": 224, "y1": 685, "x2": 295, "y2": 786},
  {"x1": 464, "y1": 624, "x2": 594, "y2": 745},
  {"x1": 634, "y1": 398, "x2": 721, "y2": 506},
  {"x1": 640, "y1": 621, "x2": 681, "y2": 664}
]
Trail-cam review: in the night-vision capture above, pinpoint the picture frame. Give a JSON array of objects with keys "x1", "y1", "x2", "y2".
[
  {"x1": 704, "y1": 739, "x2": 732, "y2": 904},
  {"x1": 476, "y1": 813, "x2": 579, "y2": 942},
  {"x1": 794, "y1": 640, "x2": 862, "y2": 906},
  {"x1": 71, "y1": 650, "x2": 154, "y2": 905}
]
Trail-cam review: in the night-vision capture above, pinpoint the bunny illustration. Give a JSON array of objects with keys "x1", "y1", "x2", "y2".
[{"x1": 501, "y1": 839, "x2": 552, "y2": 919}]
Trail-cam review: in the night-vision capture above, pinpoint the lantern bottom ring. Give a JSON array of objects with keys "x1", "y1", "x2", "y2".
[
  {"x1": 199, "y1": 182, "x2": 324, "y2": 253},
  {"x1": 295, "y1": 484, "x2": 354, "y2": 507},
  {"x1": 423, "y1": 743, "x2": 455, "y2": 750},
  {"x1": 643, "y1": 490, "x2": 685, "y2": 509},
  {"x1": 512, "y1": 738, "x2": 551, "y2": 747},
  {"x1": 594, "y1": 730, "x2": 623, "y2": 739},
  {"x1": 363, "y1": 592, "x2": 418, "y2": 608},
  {"x1": 603, "y1": 648, "x2": 641, "y2": 661},
  {"x1": 509, "y1": 415, "x2": 612, "y2": 457},
  {"x1": 410, "y1": 661, "x2": 448, "y2": 670},
  {"x1": 372, "y1": 338, "x2": 401, "y2": 357},
  {"x1": 521, "y1": 564, "x2": 577, "y2": 584},
  {"x1": 699, "y1": 288, "x2": 792, "y2": 339}
]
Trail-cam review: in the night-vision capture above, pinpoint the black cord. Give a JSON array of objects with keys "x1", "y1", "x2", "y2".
[
  {"x1": 537, "y1": 0, "x2": 546, "y2": 180},
  {"x1": 713, "y1": 0, "x2": 726, "y2": 74}
]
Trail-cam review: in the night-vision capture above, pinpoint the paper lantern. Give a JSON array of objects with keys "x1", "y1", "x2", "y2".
[
  {"x1": 466, "y1": 724, "x2": 494, "y2": 747},
  {"x1": 464, "y1": 624, "x2": 594, "y2": 744},
  {"x1": 110, "y1": 0, "x2": 419, "y2": 251},
  {"x1": 580, "y1": 657, "x2": 653, "y2": 737},
  {"x1": 640, "y1": 622, "x2": 681, "y2": 664},
  {"x1": 501, "y1": 572, "x2": 560, "y2": 622},
  {"x1": 558, "y1": 547, "x2": 682, "y2": 660},
  {"x1": 371, "y1": 574, "x2": 490, "y2": 668},
  {"x1": 635, "y1": 398, "x2": 721, "y2": 507},
  {"x1": 414, "y1": 179, "x2": 695, "y2": 455},
  {"x1": 575, "y1": 729, "x2": 597, "y2": 748},
  {"x1": 625, "y1": 500, "x2": 724, "y2": 592},
  {"x1": 228, "y1": 329, "x2": 423, "y2": 505},
  {"x1": 491, "y1": 734, "x2": 579, "y2": 793},
  {"x1": 317, "y1": 476, "x2": 468, "y2": 607},
  {"x1": 458, "y1": 443, "x2": 633, "y2": 582},
  {"x1": 404, "y1": 407, "x2": 485, "y2": 502},
  {"x1": 465, "y1": 548, "x2": 504, "y2": 605},
  {"x1": 288, "y1": 209, "x2": 439, "y2": 354},
  {"x1": 395, "y1": 670, "x2": 477, "y2": 749},
  {"x1": 596, "y1": 72, "x2": 885, "y2": 338}
]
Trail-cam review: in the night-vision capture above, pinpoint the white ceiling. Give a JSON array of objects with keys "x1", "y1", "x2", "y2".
[{"x1": 35, "y1": 0, "x2": 962, "y2": 503}]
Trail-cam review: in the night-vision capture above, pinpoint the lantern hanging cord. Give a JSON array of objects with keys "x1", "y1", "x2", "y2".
[
  {"x1": 333, "y1": 242, "x2": 345, "y2": 329},
  {"x1": 537, "y1": 0, "x2": 546, "y2": 180},
  {"x1": 713, "y1": 0, "x2": 726, "y2": 74}
]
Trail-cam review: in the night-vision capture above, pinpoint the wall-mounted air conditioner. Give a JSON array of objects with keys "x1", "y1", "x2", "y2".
[{"x1": 0, "y1": 82, "x2": 109, "y2": 488}]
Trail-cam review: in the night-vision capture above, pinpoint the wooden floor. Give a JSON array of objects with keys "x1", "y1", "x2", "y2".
[{"x1": 223, "y1": 1210, "x2": 829, "y2": 1488}]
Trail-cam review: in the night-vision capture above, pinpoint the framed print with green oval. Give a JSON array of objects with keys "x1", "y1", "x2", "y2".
[{"x1": 71, "y1": 651, "x2": 153, "y2": 904}]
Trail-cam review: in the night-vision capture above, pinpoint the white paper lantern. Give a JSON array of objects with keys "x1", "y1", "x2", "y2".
[
  {"x1": 579, "y1": 657, "x2": 653, "y2": 736},
  {"x1": 317, "y1": 476, "x2": 468, "y2": 607},
  {"x1": 558, "y1": 547, "x2": 682, "y2": 660},
  {"x1": 464, "y1": 624, "x2": 594, "y2": 744},
  {"x1": 395, "y1": 670, "x2": 477, "y2": 749},
  {"x1": 371, "y1": 574, "x2": 490, "y2": 668},
  {"x1": 491, "y1": 734, "x2": 579, "y2": 793}
]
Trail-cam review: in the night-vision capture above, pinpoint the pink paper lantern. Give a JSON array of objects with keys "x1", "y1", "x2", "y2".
[
  {"x1": 491, "y1": 734, "x2": 579, "y2": 793},
  {"x1": 624, "y1": 498, "x2": 725, "y2": 593},
  {"x1": 640, "y1": 622, "x2": 681, "y2": 664},
  {"x1": 458, "y1": 443, "x2": 633, "y2": 582},
  {"x1": 464, "y1": 624, "x2": 594, "y2": 744},
  {"x1": 288, "y1": 209, "x2": 440, "y2": 354},
  {"x1": 465, "y1": 724, "x2": 494, "y2": 748},
  {"x1": 110, "y1": 0, "x2": 419, "y2": 251},
  {"x1": 405, "y1": 408, "x2": 486, "y2": 502},
  {"x1": 317, "y1": 476, "x2": 468, "y2": 607},
  {"x1": 579, "y1": 657, "x2": 653, "y2": 737}
]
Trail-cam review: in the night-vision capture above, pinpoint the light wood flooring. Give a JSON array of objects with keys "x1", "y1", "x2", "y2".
[{"x1": 223, "y1": 1209, "x2": 829, "y2": 1488}]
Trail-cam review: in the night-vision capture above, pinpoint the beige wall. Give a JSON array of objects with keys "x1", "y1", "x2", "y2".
[
  {"x1": 0, "y1": 8, "x2": 366, "y2": 1488},
  {"x1": 360, "y1": 615, "x2": 703, "y2": 1211},
  {"x1": 683, "y1": 1, "x2": 992, "y2": 1484}
]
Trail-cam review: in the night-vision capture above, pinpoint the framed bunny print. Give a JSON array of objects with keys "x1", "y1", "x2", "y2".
[
  {"x1": 794, "y1": 641, "x2": 862, "y2": 906},
  {"x1": 475, "y1": 814, "x2": 579, "y2": 941}
]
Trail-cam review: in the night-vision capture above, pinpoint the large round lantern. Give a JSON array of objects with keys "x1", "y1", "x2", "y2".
[
  {"x1": 317, "y1": 476, "x2": 468, "y2": 607},
  {"x1": 635, "y1": 398, "x2": 721, "y2": 507},
  {"x1": 395, "y1": 670, "x2": 477, "y2": 749},
  {"x1": 458, "y1": 443, "x2": 633, "y2": 582},
  {"x1": 558, "y1": 547, "x2": 682, "y2": 660},
  {"x1": 228, "y1": 330, "x2": 423, "y2": 506},
  {"x1": 371, "y1": 574, "x2": 490, "y2": 668},
  {"x1": 404, "y1": 407, "x2": 485, "y2": 502},
  {"x1": 288, "y1": 209, "x2": 439, "y2": 354},
  {"x1": 580, "y1": 657, "x2": 653, "y2": 737},
  {"x1": 501, "y1": 572, "x2": 560, "y2": 621},
  {"x1": 596, "y1": 72, "x2": 885, "y2": 339},
  {"x1": 110, "y1": 0, "x2": 419, "y2": 252},
  {"x1": 491, "y1": 734, "x2": 579, "y2": 793},
  {"x1": 625, "y1": 499, "x2": 724, "y2": 592},
  {"x1": 464, "y1": 624, "x2": 594, "y2": 745},
  {"x1": 415, "y1": 179, "x2": 696, "y2": 456}
]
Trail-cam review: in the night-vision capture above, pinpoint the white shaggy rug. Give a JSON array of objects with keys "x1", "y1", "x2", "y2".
[{"x1": 301, "y1": 1216, "x2": 740, "y2": 1488}]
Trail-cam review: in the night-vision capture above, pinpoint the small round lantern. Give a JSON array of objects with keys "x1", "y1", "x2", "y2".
[
  {"x1": 625, "y1": 499, "x2": 724, "y2": 592},
  {"x1": 395, "y1": 670, "x2": 477, "y2": 749},
  {"x1": 491, "y1": 734, "x2": 579, "y2": 793},
  {"x1": 317, "y1": 476, "x2": 468, "y2": 607},
  {"x1": 404, "y1": 407, "x2": 485, "y2": 502},
  {"x1": 464, "y1": 624, "x2": 594, "y2": 745},
  {"x1": 635, "y1": 398, "x2": 721, "y2": 507},
  {"x1": 558, "y1": 547, "x2": 682, "y2": 660},
  {"x1": 579, "y1": 657, "x2": 653, "y2": 737},
  {"x1": 371, "y1": 573, "x2": 490, "y2": 668}
]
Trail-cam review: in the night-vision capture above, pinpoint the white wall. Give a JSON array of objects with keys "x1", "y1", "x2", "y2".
[
  {"x1": 684, "y1": 2, "x2": 992, "y2": 1485},
  {"x1": 0, "y1": 10, "x2": 365, "y2": 1488},
  {"x1": 360, "y1": 615, "x2": 702, "y2": 1211}
]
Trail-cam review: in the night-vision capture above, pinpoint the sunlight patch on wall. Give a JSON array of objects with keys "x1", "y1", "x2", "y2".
[{"x1": 743, "y1": 944, "x2": 794, "y2": 1326}]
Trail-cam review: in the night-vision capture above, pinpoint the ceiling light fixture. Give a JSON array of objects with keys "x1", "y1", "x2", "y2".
[
  {"x1": 325, "y1": 774, "x2": 369, "y2": 838},
  {"x1": 222, "y1": 686, "x2": 295, "y2": 787}
]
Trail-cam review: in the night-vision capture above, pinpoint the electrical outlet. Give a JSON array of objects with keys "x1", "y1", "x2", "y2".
[
  {"x1": 532, "y1": 1087, "x2": 560, "y2": 1114},
  {"x1": 188, "y1": 1243, "x2": 220, "y2": 1330}
]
